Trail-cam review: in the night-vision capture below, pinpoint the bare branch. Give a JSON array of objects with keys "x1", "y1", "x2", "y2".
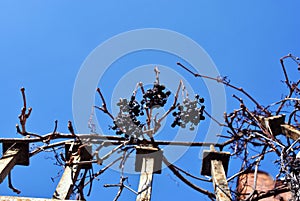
[
  {"x1": 162, "y1": 155, "x2": 216, "y2": 200},
  {"x1": 177, "y1": 62, "x2": 271, "y2": 116},
  {"x1": 95, "y1": 88, "x2": 114, "y2": 120}
]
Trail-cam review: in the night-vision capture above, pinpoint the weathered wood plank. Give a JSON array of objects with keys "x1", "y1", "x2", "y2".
[
  {"x1": 0, "y1": 149, "x2": 20, "y2": 183},
  {"x1": 53, "y1": 155, "x2": 81, "y2": 200},
  {"x1": 136, "y1": 157, "x2": 154, "y2": 201},
  {"x1": 0, "y1": 196, "x2": 80, "y2": 201},
  {"x1": 281, "y1": 124, "x2": 300, "y2": 141},
  {"x1": 211, "y1": 159, "x2": 232, "y2": 201}
]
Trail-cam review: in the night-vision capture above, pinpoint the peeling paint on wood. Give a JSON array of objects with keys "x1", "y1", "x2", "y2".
[
  {"x1": 281, "y1": 124, "x2": 300, "y2": 140},
  {"x1": 53, "y1": 155, "x2": 81, "y2": 200},
  {"x1": 211, "y1": 160, "x2": 232, "y2": 201},
  {"x1": 136, "y1": 157, "x2": 154, "y2": 201},
  {"x1": 0, "y1": 149, "x2": 20, "y2": 183},
  {"x1": 0, "y1": 196, "x2": 80, "y2": 201}
]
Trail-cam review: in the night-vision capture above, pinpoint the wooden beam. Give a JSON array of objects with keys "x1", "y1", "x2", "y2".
[
  {"x1": 0, "y1": 196, "x2": 80, "y2": 201},
  {"x1": 135, "y1": 146, "x2": 163, "y2": 174},
  {"x1": 281, "y1": 124, "x2": 300, "y2": 141},
  {"x1": 53, "y1": 155, "x2": 81, "y2": 200},
  {"x1": 136, "y1": 157, "x2": 154, "y2": 201},
  {"x1": 0, "y1": 135, "x2": 224, "y2": 148},
  {"x1": 211, "y1": 159, "x2": 232, "y2": 201},
  {"x1": 0, "y1": 149, "x2": 20, "y2": 183},
  {"x1": 258, "y1": 115, "x2": 285, "y2": 136},
  {"x1": 201, "y1": 145, "x2": 232, "y2": 201}
]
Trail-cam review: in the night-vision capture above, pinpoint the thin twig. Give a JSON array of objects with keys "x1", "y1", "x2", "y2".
[
  {"x1": 162, "y1": 155, "x2": 216, "y2": 200},
  {"x1": 95, "y1": 88, "x2": 114, "y2": 119},
  {"x1": 84, "y1": 156, "x2": 122, "y2": 187},
  {"x1": 171, "y1": 163, "x2": 212, "y2": 182},
  {"x1": 8, "y1": 173, "x2": 21, "y2": 194},
  {"x1": 177, "y1": 62, "x2": 271, "y2": 116},
  {"x1": 203, "y1": 109, "x2": 226, "y2": 127},
  {"x1": 154, "y1": 80, "x2": 182, "y2": 132}
]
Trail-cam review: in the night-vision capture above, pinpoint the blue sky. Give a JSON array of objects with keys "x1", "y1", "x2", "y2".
[{"x1": 0, "y1": 1, "x2": 300, "y2": 201}]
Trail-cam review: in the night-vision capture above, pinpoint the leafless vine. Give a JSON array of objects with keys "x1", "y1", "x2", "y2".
[{"x1": 0, "y1": 54, "x2": 299, "y2": 201}]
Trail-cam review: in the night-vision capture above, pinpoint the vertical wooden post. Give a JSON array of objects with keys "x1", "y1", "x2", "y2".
[
  {"x1": 201, "y1": 145, "x2": 231, "y2": 201},
  {"x1": 209, "y1": 145, "x2": 231, "y2": 201},
  {"x1": 211, "y1": 159, "x2": 232, "y2": 201},
  {"x1": 0, "y1": 149, "x2": 21, "y2": 183},
  {"x1": 53, "y1": 142, "x2": 92, "y2": 200},
  {"x1": 136, "y1": 157, "x2": 154, "y2": 201},
  {"x1": 53, "y1": 155, "x2": 81, "y2": 200}
]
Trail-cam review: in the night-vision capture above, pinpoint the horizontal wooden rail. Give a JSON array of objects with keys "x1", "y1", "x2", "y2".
[
  {"x1": 0, "y1": 196, "x2": 81, "y2": 201},
  {"x1": 281, "y1": 124, "x2": 300, "y2": 141},
  {"x1": 0, "y1": 134, "x2": 223, "y2": 148}
]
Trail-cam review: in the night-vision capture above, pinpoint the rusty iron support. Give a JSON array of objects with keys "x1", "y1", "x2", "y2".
[{"x1": 136, "y1": 157, "x2": 154, "y2": 201}]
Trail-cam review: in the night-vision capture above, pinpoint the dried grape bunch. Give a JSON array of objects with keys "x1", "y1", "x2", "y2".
[
  {"x1": 111, "y1": 96, "x2": 145, "y2": 138},
  {"x1": 171, "y1": 94, "x2": 205, "y2": 131},
  {"x1": 141, "y1": 83, "x2": 171, "y2": 109}
]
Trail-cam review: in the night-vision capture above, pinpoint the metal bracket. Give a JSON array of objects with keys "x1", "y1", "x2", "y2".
[{"x1": 135, "y1": 146, "x2": 163, "y2": 174}]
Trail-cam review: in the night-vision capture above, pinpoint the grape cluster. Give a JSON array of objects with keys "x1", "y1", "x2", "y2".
[
  {"x1": 141, "y1": 83, "x2": 171, "y2": 109},
  {"x1": 171, "y1": 94, "x2": 205, "y2": 130},
  {"x1": 111, "y1": 96, "x2": 145, "y2": 138}
]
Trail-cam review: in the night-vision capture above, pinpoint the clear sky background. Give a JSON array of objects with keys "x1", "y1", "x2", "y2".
[{"x1": 0, "y1": 1, "x2": 300, "y2": 201}]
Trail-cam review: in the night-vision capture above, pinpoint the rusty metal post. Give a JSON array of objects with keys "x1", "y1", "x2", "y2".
[
  {"x1": 201, "y1": 145, "x2": 231, "y2": 201},
  {"x1": 136, "y1": 157, "x2": 155, "y2": 201},
  {"x1": 53, "y1": 155, "x2": 81, "y2": 200}
]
